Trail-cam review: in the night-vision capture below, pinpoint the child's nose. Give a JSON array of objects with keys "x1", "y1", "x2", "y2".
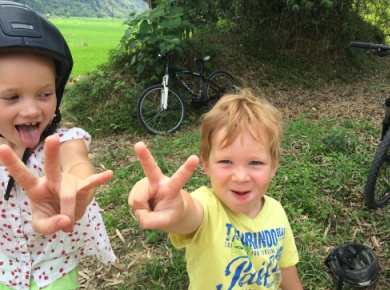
[
  {"x1": 232, "y1": 166, "x2": 250, "y2": 182},
  {"x1": 20, "y1": 100, "x2": 40, "y2": 117}
]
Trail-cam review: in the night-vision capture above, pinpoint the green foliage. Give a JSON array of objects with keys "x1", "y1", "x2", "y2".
[
  {"x1": 116, "y1": 0, "x2": 206, "y2": 75},
  {"x1": 208, "y1": 0, "x2": 387, "y2": 58},
  {"x1": 62, "y1": 64, "x2": 146, "y2": 137}
]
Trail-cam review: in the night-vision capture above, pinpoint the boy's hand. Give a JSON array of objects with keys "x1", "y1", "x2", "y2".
[
  {"x1": 0, "y1": 136, "x2": 113, "y2": 234},
  {"x1": 128, "y1": 142, "x2": 199, "y2": 231}
]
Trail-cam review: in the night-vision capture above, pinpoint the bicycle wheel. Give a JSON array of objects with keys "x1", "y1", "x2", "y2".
[
  {"x1": 364, "y1": 129, "x2": 390, "y2": 209},
  {"x1": 205, "y1": 70, "x2": 238, "y2": 107},
  {"x1": 137, "y1": 84, "x2": 186, "y2": 134}
]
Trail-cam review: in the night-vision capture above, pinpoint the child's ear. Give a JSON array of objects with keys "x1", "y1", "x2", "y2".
[
  {"x1": 201, "y1": 158, "x2": 209, "y2": 176},
  {"x1": 271, "y1": 159, "x2": 279, "y2": 178}
]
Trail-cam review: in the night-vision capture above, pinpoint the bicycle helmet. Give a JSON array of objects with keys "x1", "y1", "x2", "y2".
[
  {"x1": 0, "y1": 0, "x2": 73, "y2": 130},
  {"x1": 325, "y1": 243, "x2": 380, "y2": 289}
]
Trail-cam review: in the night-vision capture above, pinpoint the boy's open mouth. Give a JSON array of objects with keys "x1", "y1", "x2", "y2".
[
  {"x1": 233, "y1": 190, "x2": 250, "y2": 196},
  {"x1": 16, "y1": 122, "x2": 41, "y2": 148}
]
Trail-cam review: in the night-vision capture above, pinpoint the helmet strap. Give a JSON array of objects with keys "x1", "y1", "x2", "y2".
[
  {"x1": 325, "y1": 253, "x2": 346, "y2": 290},
  {"x1": 4, "y1": 148, "x2": 30, "y2": 200},
  {"x1": 42, "y1": 109, "x2": 61, "y2": 139}
]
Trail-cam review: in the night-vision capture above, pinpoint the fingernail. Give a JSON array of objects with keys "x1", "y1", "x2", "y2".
[{"x1": 57, "y1": 219, "x2": 69, "y2": 228}]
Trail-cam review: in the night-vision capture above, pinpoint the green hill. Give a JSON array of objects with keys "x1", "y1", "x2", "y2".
[{"x1": 11, "y1": 0, "x2": 148, "y2": 18}]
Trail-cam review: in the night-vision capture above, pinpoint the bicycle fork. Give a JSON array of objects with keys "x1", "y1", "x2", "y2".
[{"x1": 161, "y1": 74, "x2": 169, "y2": 110}]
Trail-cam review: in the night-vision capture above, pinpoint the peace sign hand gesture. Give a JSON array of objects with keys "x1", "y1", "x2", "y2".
[
  {"x1": 128, "y1": 142, "x2": 202, "y2": 234},
  {"x1": 0, "y1": 135, "x2": 113, "y2": 234}
]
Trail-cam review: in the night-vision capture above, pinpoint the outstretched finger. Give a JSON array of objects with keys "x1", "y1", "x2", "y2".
[
  {"x1": 168, "y1": 155, "x2": 199, "y2": 193},
  {"x1": 43, "y1": 136, "x2": 62, "y2": 183},
  {"x1": 134, "y1": 142, "x2": 164, "y2": 184},
  {"x1": 77, "y1": 170, "x2": 114, "y2": 198},
  {"x1": 0, "y1": 145, "x2": 38, "y2": 190}
]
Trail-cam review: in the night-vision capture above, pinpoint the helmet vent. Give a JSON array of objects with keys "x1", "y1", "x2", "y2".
[{"x1": 11, "y1": 23, "x2": 33, "y2": 30}]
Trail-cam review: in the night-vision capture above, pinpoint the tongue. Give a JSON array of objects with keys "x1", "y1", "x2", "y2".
[{"x1": 17, "y1": 125, "x2": 40, "y2": 148}]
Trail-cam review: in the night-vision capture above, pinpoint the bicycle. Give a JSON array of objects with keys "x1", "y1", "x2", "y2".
[
  {"x1": 137, "y1": 50, "x2": 238, "y2": 134},
  {"x1": 351, "y1": 41, "x2": 390, "y2": 209}
]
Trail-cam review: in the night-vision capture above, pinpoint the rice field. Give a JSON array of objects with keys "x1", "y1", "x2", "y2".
[{"x1": 50, "y1": 17, "x2": 128, "y2": 77}]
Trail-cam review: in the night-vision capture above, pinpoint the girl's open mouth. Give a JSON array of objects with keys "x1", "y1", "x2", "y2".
[{"x1": 16, "y1": 122, "x2": 41, "y2": 148}]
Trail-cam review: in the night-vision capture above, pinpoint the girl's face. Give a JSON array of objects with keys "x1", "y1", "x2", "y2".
[
  {"x1": 202, "y1": 127, "x2": 278, "y2": 218},
  {"x1": 0, "y1": 52, "x2": 57, "y2": 150}
]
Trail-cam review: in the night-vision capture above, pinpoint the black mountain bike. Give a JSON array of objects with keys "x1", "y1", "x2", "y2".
[
  {"x1": 351, "y1": 41, "x2": 390, "y2": 209},
  {"x1": 137, "y1": 50, "x2": 238, "y2": 134}
]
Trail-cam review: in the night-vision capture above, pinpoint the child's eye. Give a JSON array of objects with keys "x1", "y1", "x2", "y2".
[
  {"x1": 39, "y1": 92, "x2": 54, "y2": 98},
  {"x1": 219, "y1": 160, "x2": 232, "y2": 164},
  {"x1": 250, "y1": 161, "x2": 263, "y2": 165},
  {"x1": 1, "y1": 95, "x2": 19, "y2": 101}
]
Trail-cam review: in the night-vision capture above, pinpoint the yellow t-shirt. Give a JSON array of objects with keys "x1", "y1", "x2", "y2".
[{"x1": 170, "y1": 186, "x2": 299, "y2": 290}]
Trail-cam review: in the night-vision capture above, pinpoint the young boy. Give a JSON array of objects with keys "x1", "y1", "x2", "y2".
[{"x1": 129, "y1": 88, "x2": 303, "y2": 289}]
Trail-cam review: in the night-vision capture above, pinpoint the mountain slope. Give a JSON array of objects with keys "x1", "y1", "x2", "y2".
[{"x1": 12, "y1": 0, "x2": 148, "y2": 18}]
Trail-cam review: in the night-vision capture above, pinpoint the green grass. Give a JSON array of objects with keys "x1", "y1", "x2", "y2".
[
  {"x1": 88, "y1": 114, "x2": 390, "y2": 289},
  {"x1": 50, "y1": 17, "x2": 127, "y2": 77},
  {"x1": 56, "y1": 16, "x2": 390, "y2": 289}
]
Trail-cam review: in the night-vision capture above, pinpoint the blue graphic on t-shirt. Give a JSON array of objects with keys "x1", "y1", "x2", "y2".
[{"x1": 216, "y1": 223, "x2": 285, "y2": 289}]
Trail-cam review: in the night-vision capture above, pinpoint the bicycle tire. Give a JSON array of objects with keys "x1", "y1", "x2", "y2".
[
  {"x1": 137, "y1": 84, "x2": 186, "y2": 134},
  {"x1": 364, "y1": 129, "x2": 390, "y2": 209},
  {"x1": 205, "y1": 70, "x2": 238, "y2": 107}
]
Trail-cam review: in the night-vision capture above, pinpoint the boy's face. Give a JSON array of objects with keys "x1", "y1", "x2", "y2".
[
  {"x1": 0, "y1": 52, "x2": 57, "y2": 149},
  {"x1": 202, "y1": 127, "x2": 278, "y2": 218}
]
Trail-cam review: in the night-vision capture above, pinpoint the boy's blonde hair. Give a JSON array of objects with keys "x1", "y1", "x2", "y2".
[{"x1": 199, "y1": 88, "x2": 283, "y2": 164}]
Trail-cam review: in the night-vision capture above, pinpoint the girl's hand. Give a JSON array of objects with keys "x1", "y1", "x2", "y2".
[
  {"x1": 128, "y1": 142, "x2": 199, "y2": 231},
  {"x1": 0, "y1": 136, "x2": 113, "y2": 234}
]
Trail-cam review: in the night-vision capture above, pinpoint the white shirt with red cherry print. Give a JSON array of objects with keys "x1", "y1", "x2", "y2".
[{"x1": 0, "y1": 127, "x2": 116, "y2": 290}]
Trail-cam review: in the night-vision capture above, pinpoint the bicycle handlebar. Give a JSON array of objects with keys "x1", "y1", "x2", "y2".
[
  {"x1": 158, "y1": 50, "x2": 171, "y2": 59},
  {"x1": 351, "y1": 41, "x2": 390, "y2": 57}
]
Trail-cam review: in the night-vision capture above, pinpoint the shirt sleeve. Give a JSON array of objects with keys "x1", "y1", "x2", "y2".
[
  {"x1": 54, "y1": 127, "x2": 92, "y2": 150},
  {"x1": 278, "y1": 206, "x2": 300, "y2": 268}
]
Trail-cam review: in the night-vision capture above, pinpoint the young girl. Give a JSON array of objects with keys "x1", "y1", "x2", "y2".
[{"x1": 0, "y1": 2, "x2": 116, "y2": 289}]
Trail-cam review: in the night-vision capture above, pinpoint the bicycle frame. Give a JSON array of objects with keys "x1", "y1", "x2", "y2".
[
  {"x1": 160, "y1": 51, "x2": 207, "y2": 109},
  {"x1": 169, "y1": 67, "x2": 206, "y2": 99}
]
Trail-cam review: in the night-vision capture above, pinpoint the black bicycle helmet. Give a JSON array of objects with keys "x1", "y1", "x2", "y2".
[
  {"x1": 0, "y1": 0, "x2": 73, "y2": 127},
  {"x1": 0, "y1": 1, "x2": 73, "y2": 200},
  {"x1": 325, "y1": 243, "x2": 380, "y2": 289}
]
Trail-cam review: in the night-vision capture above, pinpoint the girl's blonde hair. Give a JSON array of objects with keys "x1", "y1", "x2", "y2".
[{"x1": 199, "y1": 88, "x2": 283, "y2": 164}]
